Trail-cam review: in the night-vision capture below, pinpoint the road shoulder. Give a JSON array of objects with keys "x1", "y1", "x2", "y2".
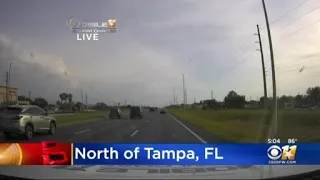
[{"x1": 168, "y1": 113, "x2": 232, "y2": 143}]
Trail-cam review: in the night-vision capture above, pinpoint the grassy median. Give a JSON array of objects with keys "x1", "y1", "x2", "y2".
[
  {"x1": 55, "y1": 111, "x2": 109, "y2": 125},
  {"x1": 54, "y1": 108, "x2": 130, "y2": 125},
  {"x1": 168, "y1": 108, "x2": 320, "y2": 143}
]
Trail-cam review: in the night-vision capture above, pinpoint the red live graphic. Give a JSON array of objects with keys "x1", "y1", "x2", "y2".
[{"x1": 0, "y1": 142, "x2": 71, "y2": 165}]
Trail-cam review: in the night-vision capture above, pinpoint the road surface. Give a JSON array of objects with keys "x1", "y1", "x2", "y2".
[
  {"x1": 1, "y1": 111, "x2": 319, "y2": 179},
  {"x1": 0, "y1": 111, "x2": 227, "y2": 143}
]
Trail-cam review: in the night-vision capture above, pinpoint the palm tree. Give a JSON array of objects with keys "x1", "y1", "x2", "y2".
[
  {"x1": 68, "y1": 93, "x2": 73, "y2": 103},
  {"x1": 62, "y1": 93, "x2": 68, "y2": 103},
  {"x1": 59, "y1": 93, "x2": 63, "y2": 104},
  {"x1": 59, "y1": 93, "x2": 68, "y2": 104}
]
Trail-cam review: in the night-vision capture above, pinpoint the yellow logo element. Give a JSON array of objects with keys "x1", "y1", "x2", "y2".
[
  {"x1": 0, "y1": 143, "x2": 23, "y2": 165},
  {"x1": 107, "y1": 19, "x2": 116, "y2": 28},
  {"x1": 267, "y1": 145, "x2": 297, "y2": 161},
  {"x1": 281, "y1": 145, "x2": 297, "y2": 160}
]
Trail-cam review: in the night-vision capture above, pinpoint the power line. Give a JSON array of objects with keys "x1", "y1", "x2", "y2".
[
  {"x1": 214, "y1": 41, "x2": 256, "y2": 82},
  {"x1": 258, "y1": 0, "x2": 311, "y2": 32},
  {"x1": 217, "y1": 49, "x2": 255, "y2": 80},
  {"x1": 270, "y1": 0, "x2": 311, "y2": 25},
  {"x1": 283, "y1": 19, "x2": 320, "y2": 37},
  {"x1": 277, "y1": 65, "x2": 320, "y2": 74},
  {"x1": 277, "y1": 61, "x2": 320, "y2": 71},
  {"x1": 282, "y1": 3, "x2": 320, "y2": 28}
]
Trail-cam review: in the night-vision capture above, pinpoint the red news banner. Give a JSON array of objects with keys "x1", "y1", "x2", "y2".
[{"x1": 0, "y1": 141, "x2": 72, "y2": 165}]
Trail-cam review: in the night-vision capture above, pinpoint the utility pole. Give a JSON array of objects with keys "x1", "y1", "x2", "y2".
[
  {"x1": 185, "y1": 89, "x2": 187, "y2": 105},
  {"x1": 211, "y1": 90, "x2": 213, "y2": 100},
  {"x1": 8, "y1": 63, "x2": 12, "y2": 101},
  {"x1": 181, "y1": 73, "x2": 185, "y2": 108},
  {"x1": 255, "y1": 24, "x2": 268, "y2": 109},
  {"x1": 173, "y1": 89, "x2": 176, "y2": 105},
  {"x1": 5, "y1": 72, "x2": 8, "y2": 102},
  {"x1": 176, "y1": 95, "x2": 178, "y2": 105},
  {"x1": 262, "y1": 0, "x2": 278, "y2": 139},
  {"x1": 28, "y1": 90, "x2": 31, "y2": 101},
  {"x1": 81, "y1": 88, "x2": 84, "y2": 112},
  {"x1": 85, "y1": 92, "x2": 88, "y2": 112}
]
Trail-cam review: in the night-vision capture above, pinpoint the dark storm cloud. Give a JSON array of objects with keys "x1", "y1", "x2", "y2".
[
  {"x1": 0, "y1": 35, "x2": 77, "y2": 103},
  {"x1": 0, "y1": 0, "x2": 319, "y2": 104}
]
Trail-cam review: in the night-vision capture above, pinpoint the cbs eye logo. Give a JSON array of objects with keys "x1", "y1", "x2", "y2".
[{"x1": 267, "y1": 145, "x2": 297, "y2": 161}]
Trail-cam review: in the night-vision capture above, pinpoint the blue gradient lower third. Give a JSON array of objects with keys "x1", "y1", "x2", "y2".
[{"x1": 72, "y1": 143, "x2": 320, "y2": 165}]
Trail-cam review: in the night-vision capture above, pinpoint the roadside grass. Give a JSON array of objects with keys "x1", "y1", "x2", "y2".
[
  {"x1": 168, "y1": 108, "x2": 320, "y2": 143},
  {"x1": 120, "y1": 108, "x2": 130, "y2": 116},
  {"x1": 55, "y1": 111, "x2": 108, "y2": 125}
]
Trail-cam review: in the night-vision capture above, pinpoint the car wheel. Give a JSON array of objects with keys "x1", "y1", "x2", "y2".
[
  {"x1": 49, "y1": 122, "x2": 56, "y2": 135},
  {"x1": 24, "y1": 124, "x2": 34, "y2": 140},
  {"x1": 3, "y1": 132, "x2": 13, "y2": 140}
]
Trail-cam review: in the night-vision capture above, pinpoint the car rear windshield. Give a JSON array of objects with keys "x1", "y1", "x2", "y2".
[
  {"x1": 131, "y1": 107, "x2": 140, "y2": 111},
  {"x1": 110, "y1": 108, "x2": 118, "y2": 113},
  {"x1": 0, "y1": 107, "x2": 23, "y2": 115}
]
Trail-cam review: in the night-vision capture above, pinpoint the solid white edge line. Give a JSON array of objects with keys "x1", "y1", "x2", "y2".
[
  {"x1": 130, "y1": 130, "x2": 139, "y2": 137},
  {"x1": 168, "y1": 113, "x2": 207, "y2": 144},
  {"x1": 74, "y1": 129, "x2": 91, "y2": 135}
]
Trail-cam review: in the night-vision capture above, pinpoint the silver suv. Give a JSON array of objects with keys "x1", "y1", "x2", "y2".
[{"x1": 0, "y1": 105, "x2": 57, "y2": 140}]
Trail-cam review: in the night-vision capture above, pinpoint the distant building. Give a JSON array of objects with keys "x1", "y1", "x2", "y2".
[
  {"x1": 0, "y1": 85, "x2": 18, "y2": 103},
  {"x1": 285, "y1": 102, "x2": 294, "y2": 109},
  {"x1": 191, "y1": 104, "x2": 203, "y2": 109}
]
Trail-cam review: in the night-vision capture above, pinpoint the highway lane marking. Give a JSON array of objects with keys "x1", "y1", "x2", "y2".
[
  {"x1": 74, "y1": 129, "x2": 91, "y2": 135},
  {"x1": 168, "y1": 114, "x2": 207, "y2": 144},
  {"x1": 130, "y1": 130, "x2": 139, "y2": 137}
]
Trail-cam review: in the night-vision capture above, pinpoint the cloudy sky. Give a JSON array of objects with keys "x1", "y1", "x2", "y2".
[{"x1": 0, "y1": 0, "x2": 320, "y2": 106}]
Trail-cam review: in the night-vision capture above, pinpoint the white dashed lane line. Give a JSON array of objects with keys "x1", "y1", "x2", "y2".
[
  {"x1": 74, "y1": 129, "x2": 91, "y2": 135},
  {"x1": 130, "y1": 130, "x2": 139, "y2": 137}
]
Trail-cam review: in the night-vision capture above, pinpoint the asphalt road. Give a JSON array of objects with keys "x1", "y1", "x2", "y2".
[{"x1": 0, "y1": 111, "x2": 227, "y2": 143}]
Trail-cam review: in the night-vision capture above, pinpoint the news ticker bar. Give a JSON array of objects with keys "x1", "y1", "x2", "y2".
[{"x1": 0, "y1": 142, "x2": 319, "y2": 165}]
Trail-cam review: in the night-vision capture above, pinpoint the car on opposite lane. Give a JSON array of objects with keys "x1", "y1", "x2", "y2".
[
  {"x1": 130, "y1": 106, "x2": 143, "y2": 119},
  {"x1": 0, "y1": 105, "x2": 56, "y2": 140}
]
